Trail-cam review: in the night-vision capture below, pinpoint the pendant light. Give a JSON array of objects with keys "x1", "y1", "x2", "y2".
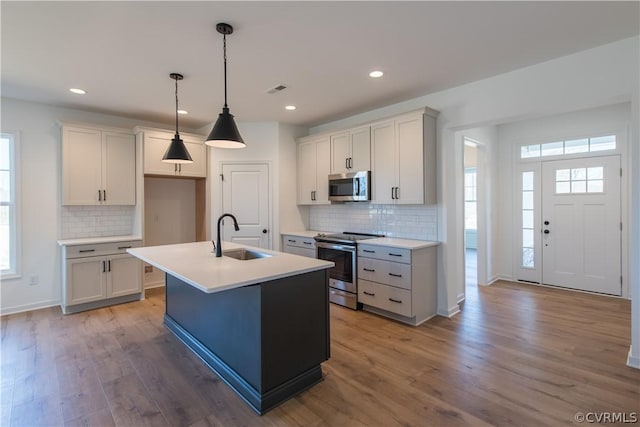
[
  {"x1": 162, "y1": 73, "x2": 193, "y2": 163},
  {"x1": 205, "y1": 23, "x2": 246, "y2": 149}
]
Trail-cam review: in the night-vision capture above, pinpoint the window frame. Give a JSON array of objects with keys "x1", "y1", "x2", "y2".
[{"x1": 1, "y1": 132, "x2": 21, "y2": 279}]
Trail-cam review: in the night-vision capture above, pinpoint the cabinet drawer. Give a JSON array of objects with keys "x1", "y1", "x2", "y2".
[
  {"x1": 282, "y1": 236, "x2": 316, "y2": 250},
  {"x1": 358, "y1": 257, "x2": 411, "y2": 290},
  {"x1": 358, "y1": 244, "x2": 411, "y2": 264},
  {"x1": 65, "y1": 240, "x2": 142, "y2": 259},
  {"x1": 284, "y1": 245, "x2": 316, "y2": 258},
  {"x1": 358, "y1": 279, "x2": 412, "y2": 317}
]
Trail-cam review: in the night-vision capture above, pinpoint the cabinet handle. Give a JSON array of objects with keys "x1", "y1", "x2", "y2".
[
  {"x1": 79, "y1": 249, "x2": 95, "y2": 253},
  {"x1": 349, "y1": 157, "x2": 353, "y2": 169},
  {"x1": 303, "y1": 241, "x2": 313, "y2": 245},
  {"x1": 98, "y1": 190, "x2": 102, "y2": 201},
  {"x1": 108, "y1": 260, "x2": 111, "y2": 272},
  {"x1": 103, "y1": 190, "x2": 106, "y2": 201},
  {"x1": 102, "y1": 261, "x2": 106, "y2": 273},
  {"x1": 389, "y1": 253, "x2": 403, "y2": 257},
  {"x1": 391, "y1": 187, "x2": 395, "y2": 199},
  {"x1": 389, "y1": 273, "x2": 402, "y2": 278},
  {"x1": 363, "y1": 291, "x2": 375, "y2": 296},
  {"x1": 363, "y1": 249, "x2": 375, "y2": 253},
  {"x1": 288, "y1": 239, "x2": 297, "y2": 243},
  {"x1": 363, "y1": 268, "x2": 375, "y2": 272},
  {"x1": 117, "y1": 246, "x2": 132, "y2": 250},
  {"x1": 389, "y1": 298, "x2": 403, "y2": 304}
]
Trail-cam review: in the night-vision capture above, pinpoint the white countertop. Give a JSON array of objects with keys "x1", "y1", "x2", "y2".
[
  {"x1": 127, "y1": 241, "x2": 333, "y2": 294},
  {"x1": 58, "y1": 235, "x2": 142, "y2": 246},
  {"x1": 360, "y1": 237, "x2": 439, "y2": 250},
  {"x1": 280, "y1": 230, "x2": 326, "y2": 239}
]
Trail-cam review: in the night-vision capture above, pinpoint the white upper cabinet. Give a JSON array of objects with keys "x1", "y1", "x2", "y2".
[
  {"x1": 138, "y1": 128, "x2": 206, "y2": 178},
  {"x1": 371, "y1": 109, "x2": 437, "y2": 205},
  {"x1": 330, "y1": 126, "x2": 371, "y2": 174},
  {"x1": 297, "y1": 135, "x2": 331, "y2": 205},
  {"x1": 62, "y1": 125, "x2": 136, "y2": 206}
]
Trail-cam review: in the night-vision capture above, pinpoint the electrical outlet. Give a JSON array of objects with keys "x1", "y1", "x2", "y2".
[
  {"x1": 29, "y1": 276, "x2": 39, "y2": 286},
  {"x1": 144, "y1": 265, "x2": 153, "y2": 274}
]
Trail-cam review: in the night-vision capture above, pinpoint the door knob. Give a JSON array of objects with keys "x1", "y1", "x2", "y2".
[
  {"x1": 544, "y1": 230, "x2": 550, "y2": 234},
  {"x1": 544, "y1": 220, "x2": 550, "y2": 225},
  {"x1": 262, "y1": 229, "x2": 268, "y2": 234}
]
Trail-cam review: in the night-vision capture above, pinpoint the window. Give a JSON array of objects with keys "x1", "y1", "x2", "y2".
[
  {"x1": 520, "y1": 135, "x2": 616, "y2": 159},
  {"x1": 464, "y1": 168, "x2": 477, "y2": 230},
  {"x1": 555, "y1": 166, "x2": 604, "y2": 194},
  {"x1": 521, "y1": 171, "x2": 535, "y2": 268},
  {"x1": 1, "y1": 133, "x2": 19, "y2": 277}
]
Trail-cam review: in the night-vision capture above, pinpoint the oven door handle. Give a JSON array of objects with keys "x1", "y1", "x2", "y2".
[{"x1": 316, "y1": 242, "x2": 357, "y2": 252}]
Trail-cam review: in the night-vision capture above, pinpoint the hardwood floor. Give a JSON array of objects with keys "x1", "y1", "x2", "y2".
[{"x1": 1, "y1": 281, "x2": 638, "y2": 426}]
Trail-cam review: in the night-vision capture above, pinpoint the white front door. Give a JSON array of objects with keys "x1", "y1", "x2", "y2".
[
  {"x1": 221, "y1": 163, "x2": 270, "y2": 249},
  {"x1": 541, "y1": 155, "x2": 621, "y2": 295}
]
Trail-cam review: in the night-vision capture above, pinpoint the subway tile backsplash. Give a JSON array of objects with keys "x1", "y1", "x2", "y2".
[
  {"x1": 61, "y1": 205, "x2": 135, "y2": 239},
  {"x1": 309, "y1": 204, "x2": 438, "y2": 241}
]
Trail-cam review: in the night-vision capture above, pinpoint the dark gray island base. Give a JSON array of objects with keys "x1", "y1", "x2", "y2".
[{"x1": 164, "y1": 269, "x2": 330, "y2": 415}]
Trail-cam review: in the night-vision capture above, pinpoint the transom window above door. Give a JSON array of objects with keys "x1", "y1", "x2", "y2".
[{"x1": 520, "y1": 135, "x2": 616, "y2": 159}]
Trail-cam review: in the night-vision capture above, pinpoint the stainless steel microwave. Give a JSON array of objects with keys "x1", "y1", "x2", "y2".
[{"x1": 328, "y1": 171, "x2": 371, "y2": 202}]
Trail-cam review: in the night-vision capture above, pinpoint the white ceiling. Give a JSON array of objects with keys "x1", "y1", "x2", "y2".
[{"x1": 2, "y1": 1, "x2": 638, "y2": 130}]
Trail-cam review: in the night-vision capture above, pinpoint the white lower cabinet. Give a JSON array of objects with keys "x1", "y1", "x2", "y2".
[
  {"x1": 357, "y1": 242, "x2": 437, "y2": 325},
  {"x1": 281, "y1": 234, "x2": 317, "y2": 258},
  {"x1": 61, "y1": 240, "x2": 143, "y2": 314}
]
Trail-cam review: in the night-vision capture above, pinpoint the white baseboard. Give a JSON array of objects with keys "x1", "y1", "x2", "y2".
[
  {"x1": 144, "y1": 280, "x2": 165, "y2": 289},
  {"x1": 437, "y1": 304, "x2": 460, "y2": 318},
  {"x1": 457, "y1": 293, "x2": 465, "y2": 303},
  {"x1": 628, "y1": 346, "x2": 640, "y2": 369},
  {"x1": 0, "y1": 299, "x2": 60, "y2": 316}
]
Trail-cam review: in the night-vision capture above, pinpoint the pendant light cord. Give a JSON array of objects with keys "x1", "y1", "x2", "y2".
[
  {"x1": 175, "y1": 77, "x2": 179, "y2": 134},
  {"x1": 223, "y1": 33, "x2": 228, "y2": 109}
]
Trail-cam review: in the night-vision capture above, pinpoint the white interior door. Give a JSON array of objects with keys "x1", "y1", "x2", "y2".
[
  {"x1": 221, "y1": 163, "x2": 270, "y2": 249},
  {"x1": 541, "y1": 155, "x2": 621, "y2": 295}
]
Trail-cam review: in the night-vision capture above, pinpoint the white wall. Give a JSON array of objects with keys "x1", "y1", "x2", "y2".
[
  {"x1": 144, "y1": 177, "x2": 196, "y2": 246},
  {"x1": 310, "y1": 37, "x2": 639, "y2": 327},
  {"x1": 0, "y1": 97, "x2": 202, "y2": 314}
]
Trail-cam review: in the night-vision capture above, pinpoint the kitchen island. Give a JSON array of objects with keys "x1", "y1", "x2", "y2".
[{"x1": 127, "y1": 241, "x2": 333, "y2": 414}]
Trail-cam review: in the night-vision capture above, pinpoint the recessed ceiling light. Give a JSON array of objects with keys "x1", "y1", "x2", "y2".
[
  {"x1": 69, "y1": 88, "x2": 87, "y2": 95},
  {"x1": 177, "y1": 109, "x2": 188, "y2": 115},
  {"x1": 285, "y1": 105, "x2": 296, "y2": 111},
  {"x1": 369, "y1": 70, "x2": 384, "y2": 78}
]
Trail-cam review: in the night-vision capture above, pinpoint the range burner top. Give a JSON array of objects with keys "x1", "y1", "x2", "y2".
[{"x1": 314, "y1": 231, "x2": 384, "y2": 245}]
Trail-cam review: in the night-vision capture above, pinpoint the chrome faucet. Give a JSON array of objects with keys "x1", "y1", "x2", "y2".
[{"x1": 216, "y1": 213, "x2": 240, "y2": 257}]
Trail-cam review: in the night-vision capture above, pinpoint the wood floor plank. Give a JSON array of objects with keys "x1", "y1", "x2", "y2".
[{"x1": 2, "y1": 281, "x2": 638, "y2": 426}]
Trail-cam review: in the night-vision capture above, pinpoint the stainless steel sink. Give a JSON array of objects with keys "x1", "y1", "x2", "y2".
[{"x1": 223, "y1": 248, "x2": 272, "y2": 261}]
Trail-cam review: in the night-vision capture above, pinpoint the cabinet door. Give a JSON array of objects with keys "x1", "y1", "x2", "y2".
[
  {"x1": 107, "y1": 254, "x2": 142, "y2": 297},
  {"x1": 396, "y1": 114, "x2": 424, "y2": 204},
  {"x1": 62, "y1": 127, "x2": 102, "y2": 205},
  {"x1": 371, "y1": 120, "x2": 396, "y2": 204},
  {"x1": 66, "y1": 257, "x2": 107, "y2": 305},
  {"x1": 143, "y1": 133, "x2": 178, "y2": 175},
  {"x1": 103, "y1": 132, "x2": 136, "y2": 205},
  {"x1": 178, "y1": 140, "x2": 206, "y2": 177},
  {"x1": 314, "y1": 136, "x2": 331, "y2": 204},
  {"x1": 350, "y1": 127, "x2": 371, "y2": 172},
  {"x1": 297, "y1": 140, "x2": 316, "y2": 204},
  {"x1": 330, "y1": 132, "x2": 350, "y2": 174}
]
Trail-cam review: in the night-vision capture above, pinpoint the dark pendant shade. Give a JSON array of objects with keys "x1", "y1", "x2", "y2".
[
  {"x1": 162, "y1": 133, "x2": 193, "y2": 163},
  {"x1": 206, "y1": 107, "x2": 246, "y2": 149},
  {"x1": 162, "y1": 72, "x2": 193, "y2": 163}
]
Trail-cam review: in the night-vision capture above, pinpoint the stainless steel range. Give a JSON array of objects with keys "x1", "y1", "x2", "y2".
[{"x1": 315, "y1": 232, "x2": 384, "y2": 309}]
